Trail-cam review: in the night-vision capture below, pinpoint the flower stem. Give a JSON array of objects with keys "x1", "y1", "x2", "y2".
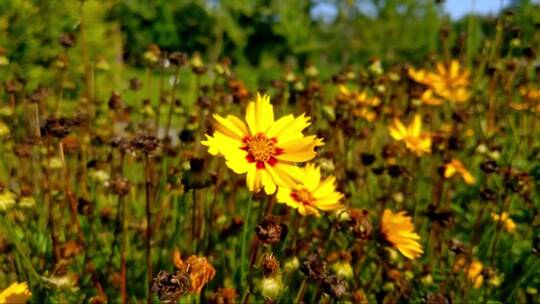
[{"x1": 240, "y1": 194, "x2": 253, "y2": 291}]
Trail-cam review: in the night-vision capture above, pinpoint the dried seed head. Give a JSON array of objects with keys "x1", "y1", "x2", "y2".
[
  {"x1": 300, "y1": 252, "x2": 328, "y2": 281},
  {"x1": 77, "y1": 198, "x2": 94, "y2": 216},
  {"x1": 151, "y1": 270, "x2": 191, "y2": 303},
  {"x1": 131, "y1": 133, "x2": 159, "y2": 154},
  {"x1": 111, "y1": 176, "x2": 131, "y2": 196},
  {"x1": 255, "y1": 216, "x2": 287, "y2": 245},
  {"x1": 58, "y1": 33, "x2": 76, "y2": 48},
  {"x1": 321, "y1": 275, "x2": 348, "y2": 299},
  {"x1": 169, "y1": 52, "x2": 187, "y2": 66},
  {"x1": 108, "y1": 91, "x2": 124, "y2": 110},
  {"x1": 261, "y1": 253, "x2": 280, "y2": 277}
]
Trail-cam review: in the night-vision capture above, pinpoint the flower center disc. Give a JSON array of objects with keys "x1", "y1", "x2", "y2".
[
  {"x1": 242, "y1": 133, "x2": 283, "y2": 168},
  {"x1": 291, "y1": 188, "x2": 315, "y2": 206}
]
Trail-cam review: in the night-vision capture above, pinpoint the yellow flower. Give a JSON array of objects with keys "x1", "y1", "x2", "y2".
[
  {"x1": 408, "y1": 61, "x2": 470, "y2": 104},
  {"x1": 380, "y1": 209, "x2": 423, "y2": 259},
  {"x1": 407, "y1": 67, "x2": 434, "y2": 85},
  {"x1": 419, "y1": 89, "x2": 443, "y2": 106},
  {"x1": 388, "y1": 114, "x2": 432, "y2": 156},
  {"x1": 0, "y1": 188, "x2": 16, "y2": 212},
  {"x1": 444, "y1": 159, "x2": 475, "y2": 185},
  {"x1": 467, "y1": 260, "x2": 484, "y2": 289},
  {"x1": 0, "y1": 120, "x2": 9, "y2": 137},
  {"x1": 337, "y1": 85, "x2": 380, "y2": 122},
  {"x1": 0, "y1": 282, "x2": 31, "y2": 304},
  {"x1": 491, "y1": 212, "x2": 516, "y2": 233},
  {"x1": 202, "y1": 93, "x2": 322, "y2": 194},
  {"x1": 429, "y1": 60, "x2": 471, "y2": 103},
  {"x1": 276, "y1": 163, "x2": 343, "y2": 216}
]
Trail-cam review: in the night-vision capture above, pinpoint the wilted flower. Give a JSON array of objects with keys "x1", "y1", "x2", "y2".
[
  {"x1": 388, "y1": 114, "x2": 431, "y2": 156},
  {"x1": 491, "y1": 212, "x2": 516, "y2": 233},
  {"x1": 276, "y1": 163, "x2": 343, "y2": 216},
  {"x1": 444, "y1": 159, "x2": 475, "y2": 185},
  {"x1": 202, "y1": 93, "x2": 323, "y2": 194},
  {"x1": 380, "y1": 209, "x2": 423, "y2": 259},
  {"x1": 0, "y1": 282, "x2": 31, "y2": 304},
  {"x1": 173, "y1": 249, "x2": 216, "y2": 293}
]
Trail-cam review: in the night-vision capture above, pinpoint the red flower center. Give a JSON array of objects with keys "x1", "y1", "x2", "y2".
[{"x1": 242, "y1": 133, "x2": 283, "y2": 169}]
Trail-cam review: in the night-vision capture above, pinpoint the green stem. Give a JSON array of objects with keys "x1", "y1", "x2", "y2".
[
  {"x1": 505, "y1": 258, "x2": 539, "y2": 302},
  {"x1": 240, "y1": 194, "x2": 253, "y2": 291}
]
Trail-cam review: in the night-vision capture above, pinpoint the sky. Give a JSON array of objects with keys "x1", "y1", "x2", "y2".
[
  {"x1": 444, "y1": 0, "x2": 511, "y2": 19},
  {"x1": 311, "y1": 0, "x2": 540, "y2": 21}
]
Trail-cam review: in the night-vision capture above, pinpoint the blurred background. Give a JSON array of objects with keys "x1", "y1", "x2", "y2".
[{"x1": 0, "y1": 0, "x2": 539, "y2": 90}]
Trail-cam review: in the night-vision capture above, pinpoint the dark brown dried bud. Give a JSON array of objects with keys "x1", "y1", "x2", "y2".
[
  {"x1": 111, "y1": 176, "x2": 131, "y2": 196},
  {"x1": 321, "y1": 275, "x2": 348, "y2": 299},
  {"x1": 387, "y1": 165, "x2": 405, "y2": 178},
  {"x1": 13, "y1": 144, "x2": 32, "y2": 158},
  {"x1": 448, "y1": 239, "x2": 467, "y2": 255},
  {"x1": 220, "y1": 216, "x2": 244, "y2": 238},
  {"x1": 300, "y1": 252, "x2": 328, "y2": 281},
  {"x1": 58, "y1": 33, "x2": 76, "y2": 48},
  {"x1": 523, "y1": 47, "x2": 536, "y2": 60},
  {"x1": 480, "y1": 159, "x2": 499, "y2": 174},
  {"x1": 108, "y1": 91, "x2": 124, "y2": 110},
  {"x1": 197, "y1": 96, "x2": 212, "y2": 109},
  {"x1": 151, "y1": 270, "x2": 191, "y2": 303},
  {"x1": 347, "y1": 209, "x2": 372, "y2": 240},
  {"x1": 423, "y1": 292, "x2": 452, "y2": 304},
  {"x1": 178, "y1": 129, "x2": 195, "y2": 143},
  {"x1": 42, "y1": 116, "x2": 73, "y2": 138},
  {"x1": 261, "y1": 253, "x2": 280, "y2": 277},
  {"x1": 129, "y1": 78, "x2": 142, "y2": 91},
  {"x1": 131, "y1": 133, "x2": 159, "y2": 154},
  {"x1": 439, "y1": 27, "x2": 450, "y2": 39},
  {"x1": 372, "y1": 167, "x2": 385, "y2": 175},
  {"x1": 4, "y1": 79, "x2": 20, "y2": 94},
  {"x1": 169, "y1": 52, "x2": 187, "y2": 66},
  {"x1": 360, "y1": 153, "x2": 376, "y2": 166},
  {"x1": 111, "y1": 136, "x2": 132, "y2": 154},
  {"x1": 255, "y1": 216, "x2": 287, "y2": 245},
  {"x1": 78, "y1": 197, "x2": 94, "y2": 216},
  {"x1": 480, "y1": 188, "x2": 497, "y2": 201}
]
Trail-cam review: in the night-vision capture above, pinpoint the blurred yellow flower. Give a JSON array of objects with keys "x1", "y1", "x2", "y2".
[
  {"x1": 337, "y1": 85, "x2": 380, "y2": 122},
  {"x1": 0, "y1": 188, "x2": 16, "y2": 212},
  {"x1": 419, "y1": 89, "x2": 443, "y2": 106},
  {"x1": 409, "y1": 60, "x2": 470, "y2": 104},
  {"x1": 429, "y1": 60, "x2": 471, "y2": 103},
  {"x1": 444, "y1": 159, "x2": 475, "y2": 185},
  {"x1": 380, "y1": 209, "x2": 423, "y2": 259},
  {"x1": 388, "y1": 114, "x2": 431, "y2": 156},
  {"x1": 202, "y1": 93, "x2": 322, "y2": 194},
  {"x1": 0, "y1": 282, "x2": 31, "y2": 304},
  {"x1": 467, "y1": 260, "x2": 484, "y2": 289},
  {"x1": 0, "y1": 121, "x2": 9, "y2": 137},
  {"x1": 491, "y1": 212, "x2": 516, "y2": 233},
  {"x1": 276, "y1": 163, "x2": 343, "y2": 216}
]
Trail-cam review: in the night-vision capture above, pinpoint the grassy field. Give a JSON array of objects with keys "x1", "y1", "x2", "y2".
[{"x1": 1, "y1": 3, "x2": 540, "y2": 304}]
